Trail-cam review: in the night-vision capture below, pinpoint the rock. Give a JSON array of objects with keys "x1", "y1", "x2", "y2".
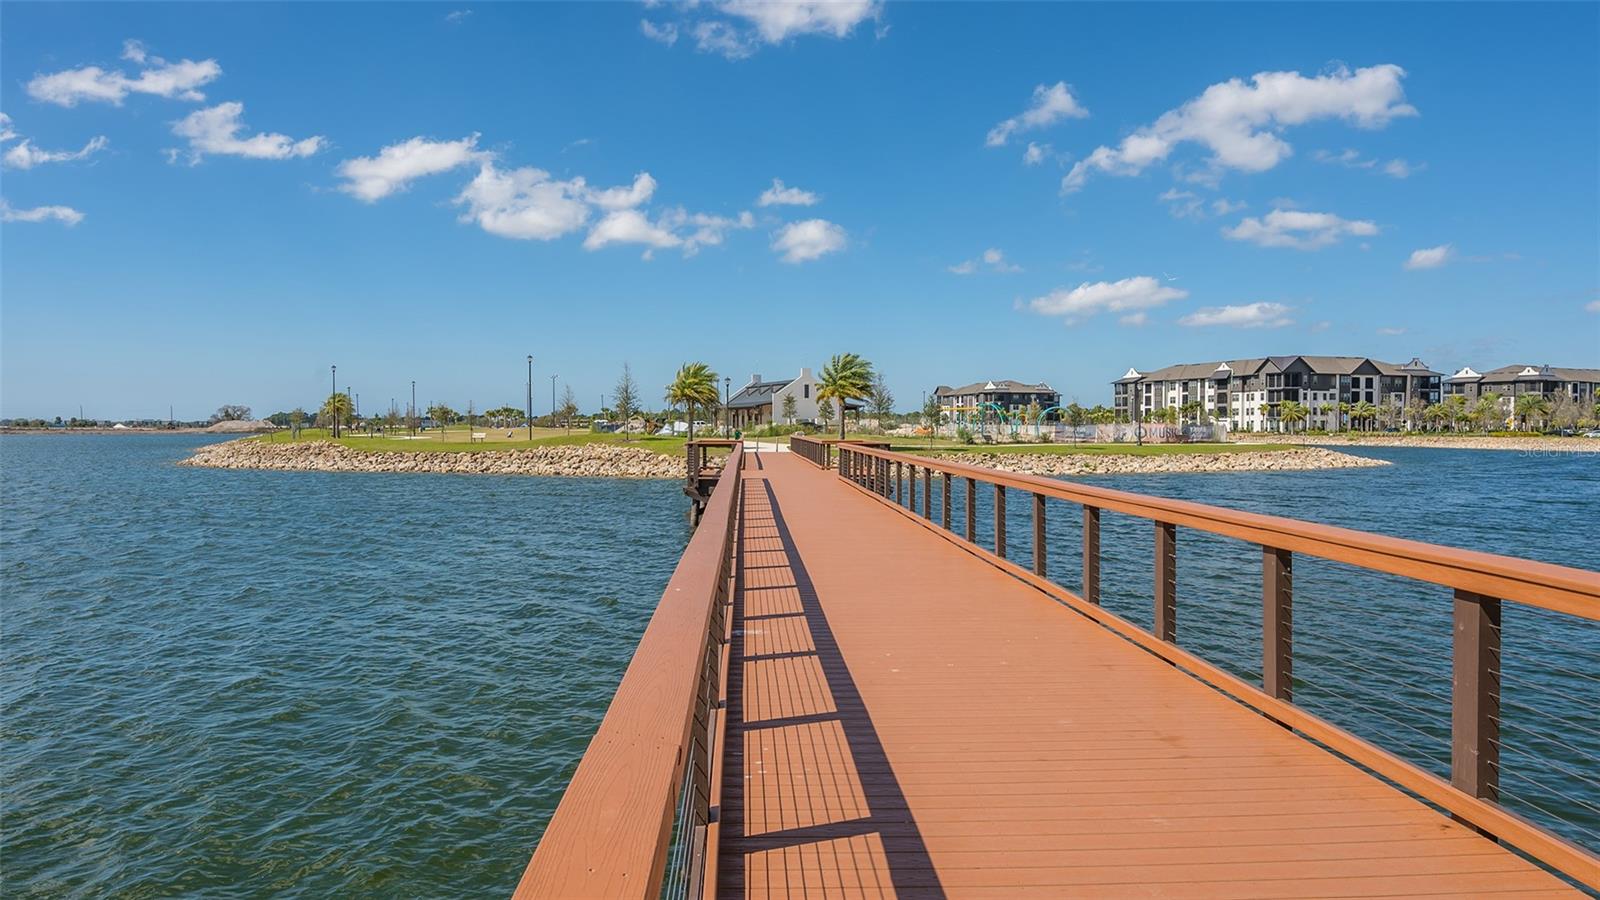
[
  {"x1": 920, "y1": 447, "x2": 1388, "y2": 477},
  {"x1": 179, "y1": 440, "x2": 684, "y2": 479}
]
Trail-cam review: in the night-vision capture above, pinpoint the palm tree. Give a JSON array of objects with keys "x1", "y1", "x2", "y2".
[
  {"x1": 1443, "y1": 395, "x2": 1468, "y2": 432},
  {"x1": 320, "y1": 392, "x2": 353, "y2": 433},
  {"x1": 1424, "y1": 403, "x2": 1448, "y2": 432},
  {"x1": 1278, "y1": 400, "x2": 1309, "y2": 434},
  {"x1": 1514, "y1": 393, "x2": 1552, "y2": 432},
  {"x1": 816, "y1": 353, "x2": 874, "y2": 439},
  {"x1": 665, "y1": 362, "x2": 720, "y2": 439},
  {"x1": 1351, "y1": 401, "x2": 1377, "y2": 432},
  {"x1": 1336, "y1": 401, "x2": 1352, "y2": 433}
]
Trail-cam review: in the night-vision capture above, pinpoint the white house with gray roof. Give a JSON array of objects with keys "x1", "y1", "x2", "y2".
[{"x1": 726, "y1": 368, "x2": 821, "y2": 429}]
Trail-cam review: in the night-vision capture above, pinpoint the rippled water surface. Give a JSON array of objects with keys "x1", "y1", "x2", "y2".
[
  {"x1": 3, "y1": 436, "x2": 1597, "y2": 895},
  {"x1": 2, "y1": 434, "x2": 687, "y2": 897}
]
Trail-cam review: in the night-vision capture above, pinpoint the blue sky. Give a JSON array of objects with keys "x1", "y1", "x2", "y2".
[{"x1": 2, "y1": 1, "x2": 1596, "y2": 420}]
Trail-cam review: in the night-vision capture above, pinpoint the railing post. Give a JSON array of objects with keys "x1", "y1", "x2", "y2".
[
  {"x1": 894, "y1": 461, "x2": 902, "y2": 503},
  {"x1": 1082, "y1": 506, "x2": 1100, "y2": 604},
  {"x1": 1154, "y1": 522, "x2": 1176, "y2": 641},
  {"x1": 1452, "y1": 589, "x2": 1501, "y2": 807},
  {"x1": 908, "y1": 465, "x2": 917, "y2": 514},
  {"x1": 922, "y1": 467, "x2": 932, "y2": 520},
  {"x1": 941, "y1": 472, "x2": 951, "y2": 530},
  {"x1": 965, "y1": 477, "x2": 976, "y2": 542},
  {"x1": 1032, "y1": 493, "x2": 1046, "y2": 576},
  {"x1": 994, "y1": 484, "x2": 1007, "y2": 559},
  {"x1": 1262, "y1": 546, "x2": 1292, "y2": 701}
]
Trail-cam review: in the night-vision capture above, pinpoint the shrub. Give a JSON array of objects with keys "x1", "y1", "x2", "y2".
[{"x1": 956, "y1": 426, "x2": 975, "y2": 445}]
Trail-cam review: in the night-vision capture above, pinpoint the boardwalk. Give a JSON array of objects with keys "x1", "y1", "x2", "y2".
[{"x1": 716, "y1": 452, "x2": 1576, "y2": 898}]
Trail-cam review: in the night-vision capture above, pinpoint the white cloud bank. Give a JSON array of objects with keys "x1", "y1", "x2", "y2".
[
  {"x1": 1063, "y1": 64, "x2": 1416, "y2": 193},
  {"x1": 1404, "y1": 243, "x2": 1452, "y2": 270},
  {"x1": 1028, "y1": 276, "x2": 1187, "y2": 325},
  {"x1": 1179, "y1": 302, "x2": 1294, "y2": 328},
  {"x1": 772, "y1": 218, "x2": 846, "y2": 263},
  {"x1": 27, "y1": 43, "x2": 222, "y2": 106},
  {"x1": 646, "y1": 0, "x2": 882, "y2": 59},
  {"x1": 757, "y1": 178, "x2": 819, "y2": 207},
  {"x1": 986, "y1": 82, "x2": 1088, "y2": 147},
  {"x1": 1223, "y1": 208, "x2": 1378, "y2": 250},
  {"x1": 454, "y1": 162, "x2": 593, "y2": 241},
  {"x1": 1, "y1": 200, "x2": 84, "y2": 226},
  {"x1": 171, "y1": 102, "x2": 322, "y2": 163}
]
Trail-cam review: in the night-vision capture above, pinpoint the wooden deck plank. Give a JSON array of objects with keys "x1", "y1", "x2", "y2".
[{"x1": 715, "y1": 454, "x2": 1579, "y2": 899}]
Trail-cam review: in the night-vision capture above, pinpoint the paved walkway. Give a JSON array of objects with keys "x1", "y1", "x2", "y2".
[{"x1": 715, "y1": 453, "x2": 1576, "y2": 899}]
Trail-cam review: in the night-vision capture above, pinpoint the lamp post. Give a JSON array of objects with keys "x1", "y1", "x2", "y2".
[
  {"x1": 411, "y1": 380, "x2": 416, "y2": 436},
  {"x1": 723, "y1": 377, "x2": 731, "y2": 436},
  {"x1": 550, "y1": 374, "x2": 558, "y2": 431},
  {"x1": 331, "y1": 364, "x2": 338, "y2": 438},
  {"x1": 526, "y1": 355, "x2": 534, "y2": 441}
]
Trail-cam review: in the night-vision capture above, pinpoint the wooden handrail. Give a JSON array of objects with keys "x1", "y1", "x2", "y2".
[
  {"x1": 790, "y1": 435, "x2": 893, "y2": 470},
  {"x1": 515, "y1": 444, "x2": 744, "y2": 899},
  {"x1": 837, "y1": 444, "x2": 1600, "y2": 618},
  {"x1": 834, "y1": 443, "x2": 1600, "y2": 890}
]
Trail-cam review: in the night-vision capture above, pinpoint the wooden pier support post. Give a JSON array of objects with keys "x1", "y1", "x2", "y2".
[
  {"x1": 1452, "y1": 589, "x2": 1501, "y2": 809},
  {"x1": 1032, "y1": 493, "x2": 1047, "y2": 577},
  {"x1": 1082, "y1": 506, "x2": 1100, "y2": 604},
  {"x1": 1155, "y1": 522, "x2": 1176, "y2": 642},
  {"x1": 1263, "y1": 546, "x2": 1292, "y2": 701}
]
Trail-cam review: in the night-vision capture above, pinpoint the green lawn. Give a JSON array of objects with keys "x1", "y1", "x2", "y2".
[{"x1": 255, "y1": 428, "x2": 688, "y2": 455}]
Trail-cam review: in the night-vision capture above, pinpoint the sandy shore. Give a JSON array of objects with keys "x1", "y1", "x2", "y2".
[
  {"x1": 921, "y1": 447, "x2": 1388, "y2": 477},
  {"x1": 179, "y1": 439, "x2": 688, "y2": 479},
  {"x1": 1231, "y1": 434, "x2": 1600, "y2": 453}
]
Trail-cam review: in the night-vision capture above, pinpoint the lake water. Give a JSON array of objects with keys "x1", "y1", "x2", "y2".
[{"x1": 2, "y1": 434, "x2": 1596, "y2": 895}]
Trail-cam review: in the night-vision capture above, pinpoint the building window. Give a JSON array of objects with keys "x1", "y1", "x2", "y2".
[{"x1": 803, "y1": 384, "x2": 810, "y2": 398}]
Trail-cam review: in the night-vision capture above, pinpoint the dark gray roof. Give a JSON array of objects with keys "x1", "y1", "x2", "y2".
[
  {"x1": 727, "y1": 379, "x2": 792, "y2": 409},
  {"x1": 1476, "y1": 364, "x2": 1600, "y2": 383},
  {"x1": 935, "y1": 379, "x2": 1057, "y2": 397}
]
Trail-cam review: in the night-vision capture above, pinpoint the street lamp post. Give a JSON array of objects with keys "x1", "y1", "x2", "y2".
[
  {"x1": 550, "y1": 374, "x2": 558, "y2": 432},
  {"x1": 331, "y1": 365, "x2": 338, "y2": 438},
  {"x1": 723, "y1": 377, "x2": 730, "y2": 436},
  {"x1": 411, "y1": 380, "x2": 416, "y2": 436},
  {"x1": 526, "y1": 356, "x2": 534, "y2": 441}
]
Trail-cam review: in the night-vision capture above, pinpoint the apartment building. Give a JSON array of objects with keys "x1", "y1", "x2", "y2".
[
  {"x1": 1443, "y1": 365, "x2": 1600, "y2": 407},
  {"x1": 934, "y1": 379, "x2": 1061, "y2": 424},
  {"x1": 1113, "y1": 356, "x2": 1442, "y2": 432}
]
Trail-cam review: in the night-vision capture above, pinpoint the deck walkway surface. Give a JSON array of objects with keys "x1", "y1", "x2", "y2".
[{"x1": 716, "y1": 452, "x2": 1576, "y2": 899}]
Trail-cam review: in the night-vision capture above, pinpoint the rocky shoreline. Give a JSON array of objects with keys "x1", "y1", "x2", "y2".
[
  {"x1": 921, "y1": 447, "x2": 1389, "y2": 477},
  {"x1": 179, "y1": 439, "x2": 688, "y2": 479},
  {"x1": 1232, "y1": 434, "x2": 1600, "y2": 453}
]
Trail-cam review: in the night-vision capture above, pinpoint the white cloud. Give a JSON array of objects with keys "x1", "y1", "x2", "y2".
[
  {"x1": 1584, "y1": 300, "x2": 1600, "y2": 314},
  {"x1": 1179, "y1": 302, "x2": 1294, "y2": 328},
  {"x1": 1376, "y1": 326, "x2": 1406, "y2": 336},
  {"x1": 584, "y1": 208, "x2": 682, "y2": 253},
  {"x1": 661, "y1": 207, "x2": 754, "y2": 255},
  {"x1": 1315, "y1": 148, "x2": 1424, "y2": 178},
  {"x1": 445, "y1": 9, "x2": 472, "y2": 24},
  {"x1": 1404, "y1": 243, "x2": 1452, "y2": 270},
  {"x1": 1023, "y1": 142, "x2": 1051, "y2": 165},
  {"x1": 772, "y1": 218, "x2": 846, "y2": 263},
  {"x1": 1310, "y1": 320, "x2": 1331, "y2": 332},
  {"x1": 949, "y1": 247, "x2": 1021, "y2": 274},
  {"x1": 757, "y1": 178, "x2": 819, "y2": 207},
  {"x1": 1223, "y1": 208, "x2": 1378, "y2": 250},
  {"x1": 986, "y1": 82, "x2": 1088, "y2": 147},
  {"x1": 640, "y1": 19, "x2": 679, "y2": 45},
  {"x1": 585, "y1": 172, "x2": 657, "y2": 210},
  {"x1": 1119, "y1": 312, "x2": 1148, "y2": 326},
  {"x1": 650, "y1": 0, "x2": 882, "y2": 59},
  {"x1": 28, "y1": 44, "x2": 222, "y2": 106},
  {"x1": 1159, "y1": 188, "x2": 1204, "y2": 219},
  {"x1": 337, "y1": 135, "x2": 483, "y2": 202},
  {"x1": 1028, "y1": 276, "x2": 1188, "y2": 325},
  {"x1": 171, "y1": 102, "x2": 322, "y2": 163},
  {"x1": 1, "y1": 200, "x2": 84, "y2": 226},
  {"x1": 1211, "y1": 198, "x2": 1246, "y2": 215},
  {"x1": 454, "y1": 161, "x2": 591, "y2": 241},
  {"x1": 1062, "y1": 64, "x2": 1416, "y2": 193},
  {"x1": 947, "y1": 259, "x2": 977, "y2": 275},
  {"x1": 0, "y1": 117, "x2": 110, "y2": 170}
]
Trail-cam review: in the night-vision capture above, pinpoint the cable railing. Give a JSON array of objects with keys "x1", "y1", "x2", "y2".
[
  {"x1": 788, "y1": 434, "x2": 891, "y2": 470},
  {"x1": 514, "y1": 444, "x2": 743, "y2": 900},
  {"x1": 834, "y1": 442, "x2": 1600, "y2": 890}
]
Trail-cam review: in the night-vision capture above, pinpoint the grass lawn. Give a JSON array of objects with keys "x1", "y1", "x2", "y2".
[{"x1": 255, "y1": 427, "x2": 688, "y2": 455}]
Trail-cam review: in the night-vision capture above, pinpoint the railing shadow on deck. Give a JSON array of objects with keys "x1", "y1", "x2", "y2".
[{"x1": 716, "y1": 478, "x2": 944, "y2": 897}]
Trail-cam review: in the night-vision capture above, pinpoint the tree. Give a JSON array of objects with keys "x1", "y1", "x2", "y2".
[
  {"x1": 320, "y1": 393, "x2": 352, "y2": 432},
  {"x1": 559, "y1": 385, "x2": 579, "y2": 433},
  {"x1": 212, "y1": 404, "x2": 252, "y2": 423},
  {"x1": 1514, "y1": 393, "x2": 1552, "y2": 432},
  {"x1": 781, "y1": 392, "x2": 798, "y2": 425},
  {"x1": 613, "y1": 363, "x2": 639, "y2": 442},
  {"x1": 868, "y1": 374, "x2": 895, "y2": 423},
  {"x1": 665, "y1": 362, "x2": 720, "y2": 440},
  {"x1": 1424, "y1": 403, "x2": 1448, "y2": 432},
  {"x1": 1180, "y1": 400, "x2": 1202, "y2": 426},
  {"x1": 1404, "y1": 398, "x2": 1428, "y2": 432},
  {"x1": 1350, "y1": 401, "x2": 1377, "y2": 432},
  {"x1": 1549, "y1": 391, "x2": 1581, "y2": 431},
  {"x1": 427, "y1": 403, "x2": 457, "y2": 437},
  {"x1": 816, "y1": 352, "x2": 874, "y2": 439},
  {"x1": 921, "y1": 393, "x2": 943, "y2": 447},
  {"x1": 289, "y1": 407, "x2": 305, "y2": 440},
  {"x1": 1336, "y1": 401, "x2": 1352, "y2": 433},
  {"x1": 1472, "y1": 393, "x2": 1502, "y2": 432},
  {"x1": 1443, "y1": 394, "x2": 1468, "y2": 432},
  {"x1": 1278, "y1": 400, "x2": 1309, "y2": 433},
  {"x1": 816, "y1": 393, "x2": 835, "y2": 430}
]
